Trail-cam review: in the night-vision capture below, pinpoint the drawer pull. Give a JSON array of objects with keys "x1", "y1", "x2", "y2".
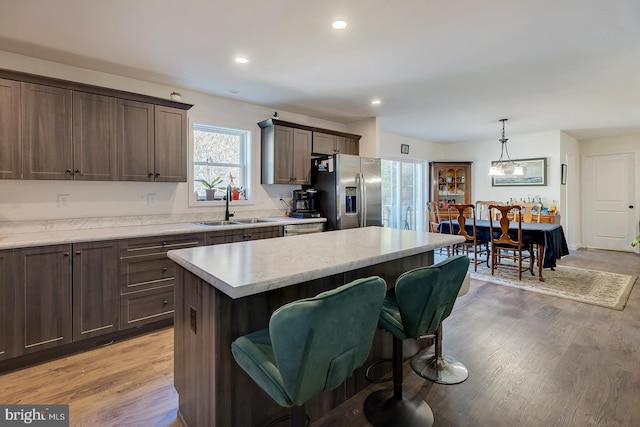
[
  {"x1": 75, "y1": 251, "x2": 81, "y2": 255},
  {"x1": 162, "y1": 267, "x2": 168, "y2": 272},
  {"x1": 163, "y1": 300, "x2": 169, "y2": 305}
]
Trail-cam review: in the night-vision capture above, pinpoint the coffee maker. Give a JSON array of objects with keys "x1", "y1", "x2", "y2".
[{"x1": 289, "y1": 189, "x2": 320, "y2": 218}]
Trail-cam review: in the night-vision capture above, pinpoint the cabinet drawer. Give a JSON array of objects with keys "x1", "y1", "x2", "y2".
[
  {"x1": 120, "y1": 234, "x2": 203, "y2": 257},
  {"x1": 120, "y1": 254, "x2": 174, "y2": 293},
  {"x1": 120, "y1": 285, "x2": 174, "y2": 329}
]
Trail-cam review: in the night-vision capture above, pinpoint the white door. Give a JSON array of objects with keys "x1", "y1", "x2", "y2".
[{"x1": 582, "y1": 152, "x2": 636, "y2": 251}]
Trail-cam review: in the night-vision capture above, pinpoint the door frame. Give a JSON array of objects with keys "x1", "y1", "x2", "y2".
[{"x1": 581, "y1": 151, "x2": 637, "y2": 252}]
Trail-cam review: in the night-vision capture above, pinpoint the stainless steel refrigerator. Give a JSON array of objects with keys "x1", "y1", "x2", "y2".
[{"x1": 313, "y1": 154, "x2": 382, "y2": 230}]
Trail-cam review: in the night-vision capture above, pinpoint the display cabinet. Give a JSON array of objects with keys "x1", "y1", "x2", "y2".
[{"x1": 429, "y1": 161, "x2": 473, "y2": 219}]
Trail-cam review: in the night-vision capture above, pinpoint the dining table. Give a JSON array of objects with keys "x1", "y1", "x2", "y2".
[{"x1": 439, "y1": 219, "x2": 570, "y2": 282}]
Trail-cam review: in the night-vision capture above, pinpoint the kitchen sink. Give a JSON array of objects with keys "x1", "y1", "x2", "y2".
[
  {"x1": 196, "y1": 218, "x2": 275, "y2": 226},
  {"x1": 232, "y1": 218, "x2": 275, "y2": 224},
  {"x1": 198, "y1": 220, "x2": 238, "y2": 226}
]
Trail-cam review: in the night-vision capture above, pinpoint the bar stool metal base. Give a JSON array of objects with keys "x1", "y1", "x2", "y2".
[
  {"x1": 410, "y1": 349, "x2": 469, "y2": 385},
  {"x1": 364, "y1": 389, "x2": 434, "y2": 427}
]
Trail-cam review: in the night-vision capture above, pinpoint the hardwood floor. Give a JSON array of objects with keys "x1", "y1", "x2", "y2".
[{"x1": 0, "y1": 248, "x2": 638, "y2": 427}]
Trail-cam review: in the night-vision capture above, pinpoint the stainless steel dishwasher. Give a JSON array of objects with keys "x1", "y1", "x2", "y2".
[{"x1": 283, "y1": 222, "x2": 324, "y2": 236}]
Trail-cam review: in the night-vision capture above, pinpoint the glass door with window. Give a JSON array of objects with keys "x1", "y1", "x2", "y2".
[{"x1": 382, "y1": 159, "x2": 425, "y2": 231}]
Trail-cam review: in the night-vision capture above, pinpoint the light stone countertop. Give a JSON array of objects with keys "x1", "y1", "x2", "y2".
[
  {"x1": 0, "y1": 217, "x2": 325, "y2": 250},
  {"x1": 167, "y1": 227, "x2": 464, "y2": 299}
]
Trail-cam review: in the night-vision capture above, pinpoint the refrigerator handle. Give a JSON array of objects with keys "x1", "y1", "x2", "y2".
[{"x1": 361, "y1": 173, "x2": 367, "y2": 227}]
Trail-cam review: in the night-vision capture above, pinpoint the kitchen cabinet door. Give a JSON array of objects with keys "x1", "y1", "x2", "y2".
[
  {"x1": 290, "y1": 128, "x2": 312, "y2": 185},
  {"x1": 313, "y1": 133, "x2": 359, "y2": 156},
  {"x1": 312, "y1": 132, "x2": 337, "y2": 155},
  {"x1": 0, "y1": 78, "x2": 21, "y2": 179},
  {"x1": 14, "y1": 245, "x2": 72, "y2": 354},
  {"x1": 154, "y1": 105, "x2": 187, "y2": 182},
  {"x1": 0, "y1": 250, "x2": 16, "y2": 361},
  {"x1": 261, "y1": 122, "x2": 312, "y2": 184},
  {"x1": 72, "y1": 241, "x2": 119, "y2": 341},
  {"x1": 116, "y1": 99, "x2": 155, "y2": 181},
  {"x1": 337, "y1": 136, "x2": 359, "y2": 155},
  {"x1": 72, "y1": 92, "x2": 117, "y2": 181},
  {"x1": 21, "y1": 83, "x2": 73, "y2": 180}
]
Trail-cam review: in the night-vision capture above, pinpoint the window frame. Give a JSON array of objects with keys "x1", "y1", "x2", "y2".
[{"x1": 189, "y1": 122, "x2": 252, "y2": 207}]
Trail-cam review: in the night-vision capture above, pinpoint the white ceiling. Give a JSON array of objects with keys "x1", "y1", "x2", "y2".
[{"x1": 1, "y1": 0, "x2": 640, "y2": 143}]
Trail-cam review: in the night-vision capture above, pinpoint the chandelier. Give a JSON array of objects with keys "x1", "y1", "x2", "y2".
[{"x1": 488, "y1": 118, "x2": 524, "y2": 176}]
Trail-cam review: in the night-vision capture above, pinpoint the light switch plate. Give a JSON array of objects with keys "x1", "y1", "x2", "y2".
[{"x1": 147, "y1": 193, "x2": 157, "y2": 206}]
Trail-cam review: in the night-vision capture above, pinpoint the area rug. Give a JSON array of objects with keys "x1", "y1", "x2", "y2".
[{"x1": 436, "y1": 254, "x2": 636, "y2": 310}]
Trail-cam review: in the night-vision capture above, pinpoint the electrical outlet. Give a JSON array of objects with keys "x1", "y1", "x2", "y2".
[
  {"x1": 58, "y1": 194, "x2": 70, "y2": 208},
  {"x1": 147, "y1": 193, "x2": 157, "y2": 206}
]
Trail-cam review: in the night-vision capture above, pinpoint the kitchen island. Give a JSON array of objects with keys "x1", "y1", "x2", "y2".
[{"x1": 168, "y1": 227, "x2": 463, "y2": 427}]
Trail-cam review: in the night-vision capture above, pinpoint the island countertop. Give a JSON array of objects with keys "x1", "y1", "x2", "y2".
[{"x1": 167, "y1": 226, "x2": 464, "y2": 299}]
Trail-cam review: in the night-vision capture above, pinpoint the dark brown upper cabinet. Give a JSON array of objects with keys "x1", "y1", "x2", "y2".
[
  {"x1": 0, "y1": 79, "x2": 21, "y2": 179},
  {"x1": 116, "y1": 99, "x2": 155, "y2": 181},
  {"x1": 154, "y1": 105, "x2": 188, "y2": 182},
  {"x1": 312, "y1": 132, "x2": 359, "y2": 156},
  {"x1": 261, "y1": 122, "x2": 312, "y2": 185},
  {"x1": 116, "y1": 102, "x2": 187, "y2": 182},
  {"x1": 0, "y1": 68, "x2": 193, "y2": 182},
  {"x1": 72, "y1": 91, "x2": 118, "y2": 180},
  {"x1": 21, "y1": 82, "x2": 73, "y2": 180}
]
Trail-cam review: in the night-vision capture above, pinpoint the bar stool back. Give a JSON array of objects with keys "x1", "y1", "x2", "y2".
[
  {"x1": 364, "y1": 255, "x2": 470, "y2": 427},
  {"x1": 231, "y1": 276, "x2": 387, "y2": 427}
]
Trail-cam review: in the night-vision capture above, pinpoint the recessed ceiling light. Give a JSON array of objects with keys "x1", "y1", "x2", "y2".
[
  {"x1": 332, "y1": 20, "x2": 347, "y2": 30},
  {"x1": 235, "y1": 57, "x2": 249, "y2": 64},
  {"x1": 371, "y1": 99, "x2": 382, "y2": 105}
]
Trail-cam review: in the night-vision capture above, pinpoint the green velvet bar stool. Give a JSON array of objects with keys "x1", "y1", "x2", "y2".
[
  {"x1": 231, "y1": 276, "x2": 387, "y2": 427},
  {"x1": 364, "y1": 255, "x2": 470, "y2": 427},
  {"x1": 410, "y1": 270, "x2": 471, "y2": 384}
]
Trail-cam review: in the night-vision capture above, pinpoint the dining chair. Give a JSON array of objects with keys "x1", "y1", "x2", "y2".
[
  {"x1": 517, "y1": 202, "x2": 543, "y2": 223},
  {"x1": 475, "y1": 200, "x2": 503, "y2": 220},
  {"x1": 426, "y1": 201, "x2": 441, "y2": 233},
  {"x1": 488, "y1": 204, "x2": 535, "y2": 280},
  {"x1": 448, "y1": 204, "x2": 488, "y2": 272}
]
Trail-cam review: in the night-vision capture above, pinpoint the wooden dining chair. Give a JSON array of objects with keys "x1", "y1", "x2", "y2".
[
  {"x1": 427, "y1": 201, "x2": 441, "y2": 233},
  {"x1": 517, "y1": 202, "x2": 542, "y2": 223},
  {"x1": 475, "y1": 200, "x2": 503, "y2": 220},
  {"x1": 448, "y1": 204, "x2": 488, "y2": 272},
  {"x1": 488, "y1": 204, "x2": 534, "y2": 280}
]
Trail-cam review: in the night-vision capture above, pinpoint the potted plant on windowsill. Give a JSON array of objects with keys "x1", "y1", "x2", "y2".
[{"x1": 196, "y1": 176, "x2": 223, "y2": 201}]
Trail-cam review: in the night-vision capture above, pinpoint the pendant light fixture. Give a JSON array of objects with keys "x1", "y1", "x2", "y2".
[{"x1": 488, "y1": 118, "x2": 524, "y2": 176}]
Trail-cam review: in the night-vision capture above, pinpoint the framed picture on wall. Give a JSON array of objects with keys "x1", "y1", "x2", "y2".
[
  {"x1": 491, "y1": 157, "x2": 547, "y2": 186},
  {"x1": 400, "y1": 144, "x2": 410, "y2": 154}
]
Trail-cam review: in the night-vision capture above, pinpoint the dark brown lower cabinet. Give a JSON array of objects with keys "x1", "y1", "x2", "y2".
[
  {"x1": 14, "y1": 245, "x2": 73, "y2": 354},
  {"x1": 205, "y1": 226, "x2": 283, "y2": 245},
  {"x1": 119, "y1": 234, "x2": 204, "y2": 329},
  {"x1": 0, "y1": 250, "x2": 16, "y2": 361},
  {"x1": 72, "y1": 241, "x2": 119, "y2": 341}
]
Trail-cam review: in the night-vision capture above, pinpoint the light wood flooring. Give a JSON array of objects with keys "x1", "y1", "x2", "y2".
[{"x1": 0, "y1": 248, "x2": 638, "y2": 427}]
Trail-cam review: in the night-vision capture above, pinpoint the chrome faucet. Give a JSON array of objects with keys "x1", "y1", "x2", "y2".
[{"x1": 225, "y1": 184, "x2": 234, "y2": 221}]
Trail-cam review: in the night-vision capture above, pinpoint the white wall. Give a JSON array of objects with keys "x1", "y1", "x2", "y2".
[
  {"x1": 0, "y1": 51, "x2": 351, "y2": 223},
  {"x1": 559, "y1": 131, "x2": 581, "y2": 248},
  {"x1": 440, "y1": 131, "x2": 562, "y2": 209},
  {"x1": 347, "y1": 118, "x2": 379, "y2": 158},
  {"x1": 379, "y1": 132, "x2": 443, "y2": 161}
]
